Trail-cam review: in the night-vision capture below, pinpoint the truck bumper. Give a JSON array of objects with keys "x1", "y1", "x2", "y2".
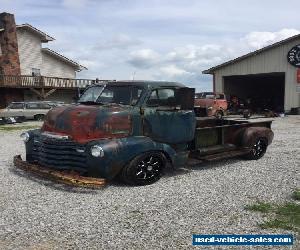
[{"x1": 14, "y1": 155, "x2": 106, "y2": 188}]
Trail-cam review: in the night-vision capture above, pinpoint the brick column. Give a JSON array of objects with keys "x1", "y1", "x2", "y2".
[{"x1": 0, "y1": 12, "x2": 21, "y2": 76}]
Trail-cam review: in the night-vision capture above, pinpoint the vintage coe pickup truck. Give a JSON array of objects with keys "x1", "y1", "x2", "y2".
[{"x1": 15, "y1": 81, "x2": 274, "y2": 186}]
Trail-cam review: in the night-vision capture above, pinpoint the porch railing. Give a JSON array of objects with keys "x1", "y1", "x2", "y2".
[{"x1": 0, "y1": 75, "x2": 94, "y2": 89}]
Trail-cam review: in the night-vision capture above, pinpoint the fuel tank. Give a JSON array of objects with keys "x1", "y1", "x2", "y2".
[{"x1": 42, "y1": 104, "x2": 133, "y2": 143}]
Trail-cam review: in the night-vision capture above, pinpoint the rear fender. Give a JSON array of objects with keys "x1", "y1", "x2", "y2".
[{"x1": 241, "y1": 127, "x2": 274, "y2": 148}]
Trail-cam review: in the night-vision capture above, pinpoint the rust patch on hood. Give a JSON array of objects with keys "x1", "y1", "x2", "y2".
[{"x1": 42, "y1": 104, "x2": 132, "y2": 143}]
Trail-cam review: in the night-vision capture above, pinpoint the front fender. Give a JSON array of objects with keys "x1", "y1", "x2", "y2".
[
  {"x1": 87, "y1": 136, "x2": 185, "y2": 179},
  {"x1": 241, "y1": 127, "x2": 274, "y2": 148}
]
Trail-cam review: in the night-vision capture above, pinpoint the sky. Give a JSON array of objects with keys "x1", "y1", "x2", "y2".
[{"x1": 1, "y1": 0, "x2": 300, "y2": 91}]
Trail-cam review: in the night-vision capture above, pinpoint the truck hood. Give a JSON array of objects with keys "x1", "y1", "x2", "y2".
[{"x1": 42, "y1": 104, "x2": 133, "y2": 143}]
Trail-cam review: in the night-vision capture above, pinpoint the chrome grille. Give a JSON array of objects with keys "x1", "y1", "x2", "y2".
[{"x1": 32, "y1": 135, "x2": 87, "y2": 172}]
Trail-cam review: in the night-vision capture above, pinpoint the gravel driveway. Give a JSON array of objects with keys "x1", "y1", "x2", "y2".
[{"x1": 0, "y1": 117, "x2": 299, "y2": 249}]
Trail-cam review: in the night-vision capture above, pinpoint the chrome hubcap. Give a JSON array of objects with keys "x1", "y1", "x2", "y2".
[
  {"x1": 136, "y1": 156, "x2": 162, "y2": 180},
  {"x1": 147, "y1": 165, "x2": 153, "y2": 171}
]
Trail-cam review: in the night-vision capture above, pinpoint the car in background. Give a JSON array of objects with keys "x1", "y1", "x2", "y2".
[
  {"x1": 194, "y1": 92, "x2": 228, "y2": 118},
  {"x1": 0, "y1": 101, "x2": 64, "y2": 121}
]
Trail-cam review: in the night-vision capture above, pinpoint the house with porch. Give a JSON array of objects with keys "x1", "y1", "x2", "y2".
[{"x1": 0, "y1": 12, "x2": 93, "y2": 108}]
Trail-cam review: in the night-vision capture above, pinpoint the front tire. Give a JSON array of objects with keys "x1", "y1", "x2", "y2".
[
  {"x1": 244, "y1": 137, "x2": 268, "y2": 160},
  {"x1": 121, "y1": 152, "x2": 166, "y2": 186}
]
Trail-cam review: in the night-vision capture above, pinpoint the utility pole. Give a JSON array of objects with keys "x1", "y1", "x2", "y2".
[{"x1": 132, "y1": 71, "x2": 136, "y2": 80}]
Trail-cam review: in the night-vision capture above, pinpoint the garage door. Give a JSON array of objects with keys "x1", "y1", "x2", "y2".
[{"x1": 223, "y1": 72, "x2": 285, "y2": 112}]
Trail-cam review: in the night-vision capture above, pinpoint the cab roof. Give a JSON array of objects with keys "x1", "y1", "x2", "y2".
[{"x1": 92, "y1": 80, "x2": 186, "y2": 88}]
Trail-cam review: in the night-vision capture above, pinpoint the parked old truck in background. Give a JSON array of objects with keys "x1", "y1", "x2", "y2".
[
  {"x1": 194, "y1": 92, "x2": 228, "y2": 118},
  {"x1": 16, "y1": 81, "x2": 273, "y2": 186}
]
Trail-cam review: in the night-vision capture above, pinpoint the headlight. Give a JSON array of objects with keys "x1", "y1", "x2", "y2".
[
  {"x1": 20, "y1": 132, "x2": 30, "y2": 142},
  {"x1": 90, "y1": 145, "x2": 104, "y2": 157}
]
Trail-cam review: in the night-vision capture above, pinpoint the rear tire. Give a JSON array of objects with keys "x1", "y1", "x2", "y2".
[
  {"x1": 243, "y1": 137, "x2": 268, "y2": 160},
  {"x1": 121, "y1": 152, "x2": 166, "y2": 186},
  {"x1": 34, "y1": 114, "x2": 45, "y2": 121}
]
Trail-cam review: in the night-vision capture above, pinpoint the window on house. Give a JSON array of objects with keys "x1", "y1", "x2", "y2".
[{"x1": 32, "y1": 68, "x2": 41, "y2": 76}]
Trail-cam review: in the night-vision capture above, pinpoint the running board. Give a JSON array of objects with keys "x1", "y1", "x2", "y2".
[
  {"x1": 190, "y1": 148, "x2": 250, "y2": 162},
  {"x1": 197, "y1": 143, "x2": 237, "y2": 155}
]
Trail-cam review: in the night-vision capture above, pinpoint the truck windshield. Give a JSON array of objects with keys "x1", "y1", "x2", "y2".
[
  {"x1": 79, "y1": 85, "x2": 143, "y2": 106},
  {"x1": 78, "y1": 86, "x2": 104, "y2": 103}
]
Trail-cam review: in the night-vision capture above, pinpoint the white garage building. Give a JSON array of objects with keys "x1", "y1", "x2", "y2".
[{"x1": 203, "y1": 34, "x2": 300, "y2": 113}]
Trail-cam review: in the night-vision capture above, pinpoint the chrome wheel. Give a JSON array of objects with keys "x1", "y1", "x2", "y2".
[
  {"x1": 243, "y1": 138, "x2": 268, "y2": 160},
  {"x1": 252, "y1": 139, "x2": 267, "y2": 158},
  {"x1": 121, "y1": 152, "x2": 166, "y2": 185},
  {"x1": 135, "y1": 156, "x2": 163, "y2": 181}
]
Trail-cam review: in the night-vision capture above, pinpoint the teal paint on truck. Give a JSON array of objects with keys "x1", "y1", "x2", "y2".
[{"x1": 20, "y1": 80, "x2": 274, "y2": 185}]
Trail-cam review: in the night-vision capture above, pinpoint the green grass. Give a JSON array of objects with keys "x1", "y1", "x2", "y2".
[
  {"x1": 260, "y1": 203, "x2": 300, "y2": 232},
  {"x1": 245, "y1": 202, "x2": 273, "y2": 213},
  {"x1": 245, "y1": 190, "x2": 300, "y2": 233},
  {"x1": 292, "y1": 189, "x2": 300, "y2": 201},
  {"x1": 0, "y1": 125, "x2": 40, "y2": 131}
]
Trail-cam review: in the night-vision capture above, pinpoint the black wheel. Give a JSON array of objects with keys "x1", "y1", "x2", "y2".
[
  {"x1": 34, "y1": 114, "x2": 45, "y2": 121},
  {"x1": 215, "y1": 110, "x2": 223, "y2": 119},
  {"x1": 244, "y1": 138, "x2": 268, "y2": 160},
  {"x1": 121, "y1": 152, "x2": 166, "y2": 185}
]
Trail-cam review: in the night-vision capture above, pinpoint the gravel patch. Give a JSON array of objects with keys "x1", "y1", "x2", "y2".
[{"x1": 0, "y1": 116, "x2": 299, "y2": 249}]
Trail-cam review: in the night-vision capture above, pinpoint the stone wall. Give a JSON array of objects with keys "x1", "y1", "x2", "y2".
[{"x1": 0, "y1": 12, "x2": 21, "y2": 76}]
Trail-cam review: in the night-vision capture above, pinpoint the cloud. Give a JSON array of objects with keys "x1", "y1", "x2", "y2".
[
  {"x1": 125, "y1": 28, "x2": 300, "y2": 91},
  {"x1": 2, "y1": 0, "x2": 300, "y2": 93},
  {"x1": 77, "y1": 59, "x2": 104, "y2": 69},
  {"x1": 242, "y1": 29, "x2": 300, "y2": 49},
  {"x1": 0, "y1": 0, "x2": 10, "y2": 4},
  {"x1": 166, "y1": 44, "x2": 223, "y2": 61},
  {"x1": 165, "y1": 44, "x2": 236, "y2": 73},
  {"x1": 62, "y1": 0, "x2": 89, "y2": 9},
  {"x1": 93, "y1": 34, "x2": 141, "y2": 50},
  {"x1": 54, "y1": 26, "x2": 300, "y2": 90},
  {"x1": 127, "y1": 49, "x2": 160, "y2": 68},
  {"x1": 159, "y1": 65, "x2": 192, "y2": 77},
  {"x1": 127, "y1": 44, "x2": 234, "y2": 74}
]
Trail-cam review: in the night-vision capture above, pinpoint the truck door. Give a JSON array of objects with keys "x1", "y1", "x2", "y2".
[{"x1": 143, "y1": 87, "x2": 196, "y2": 144}]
